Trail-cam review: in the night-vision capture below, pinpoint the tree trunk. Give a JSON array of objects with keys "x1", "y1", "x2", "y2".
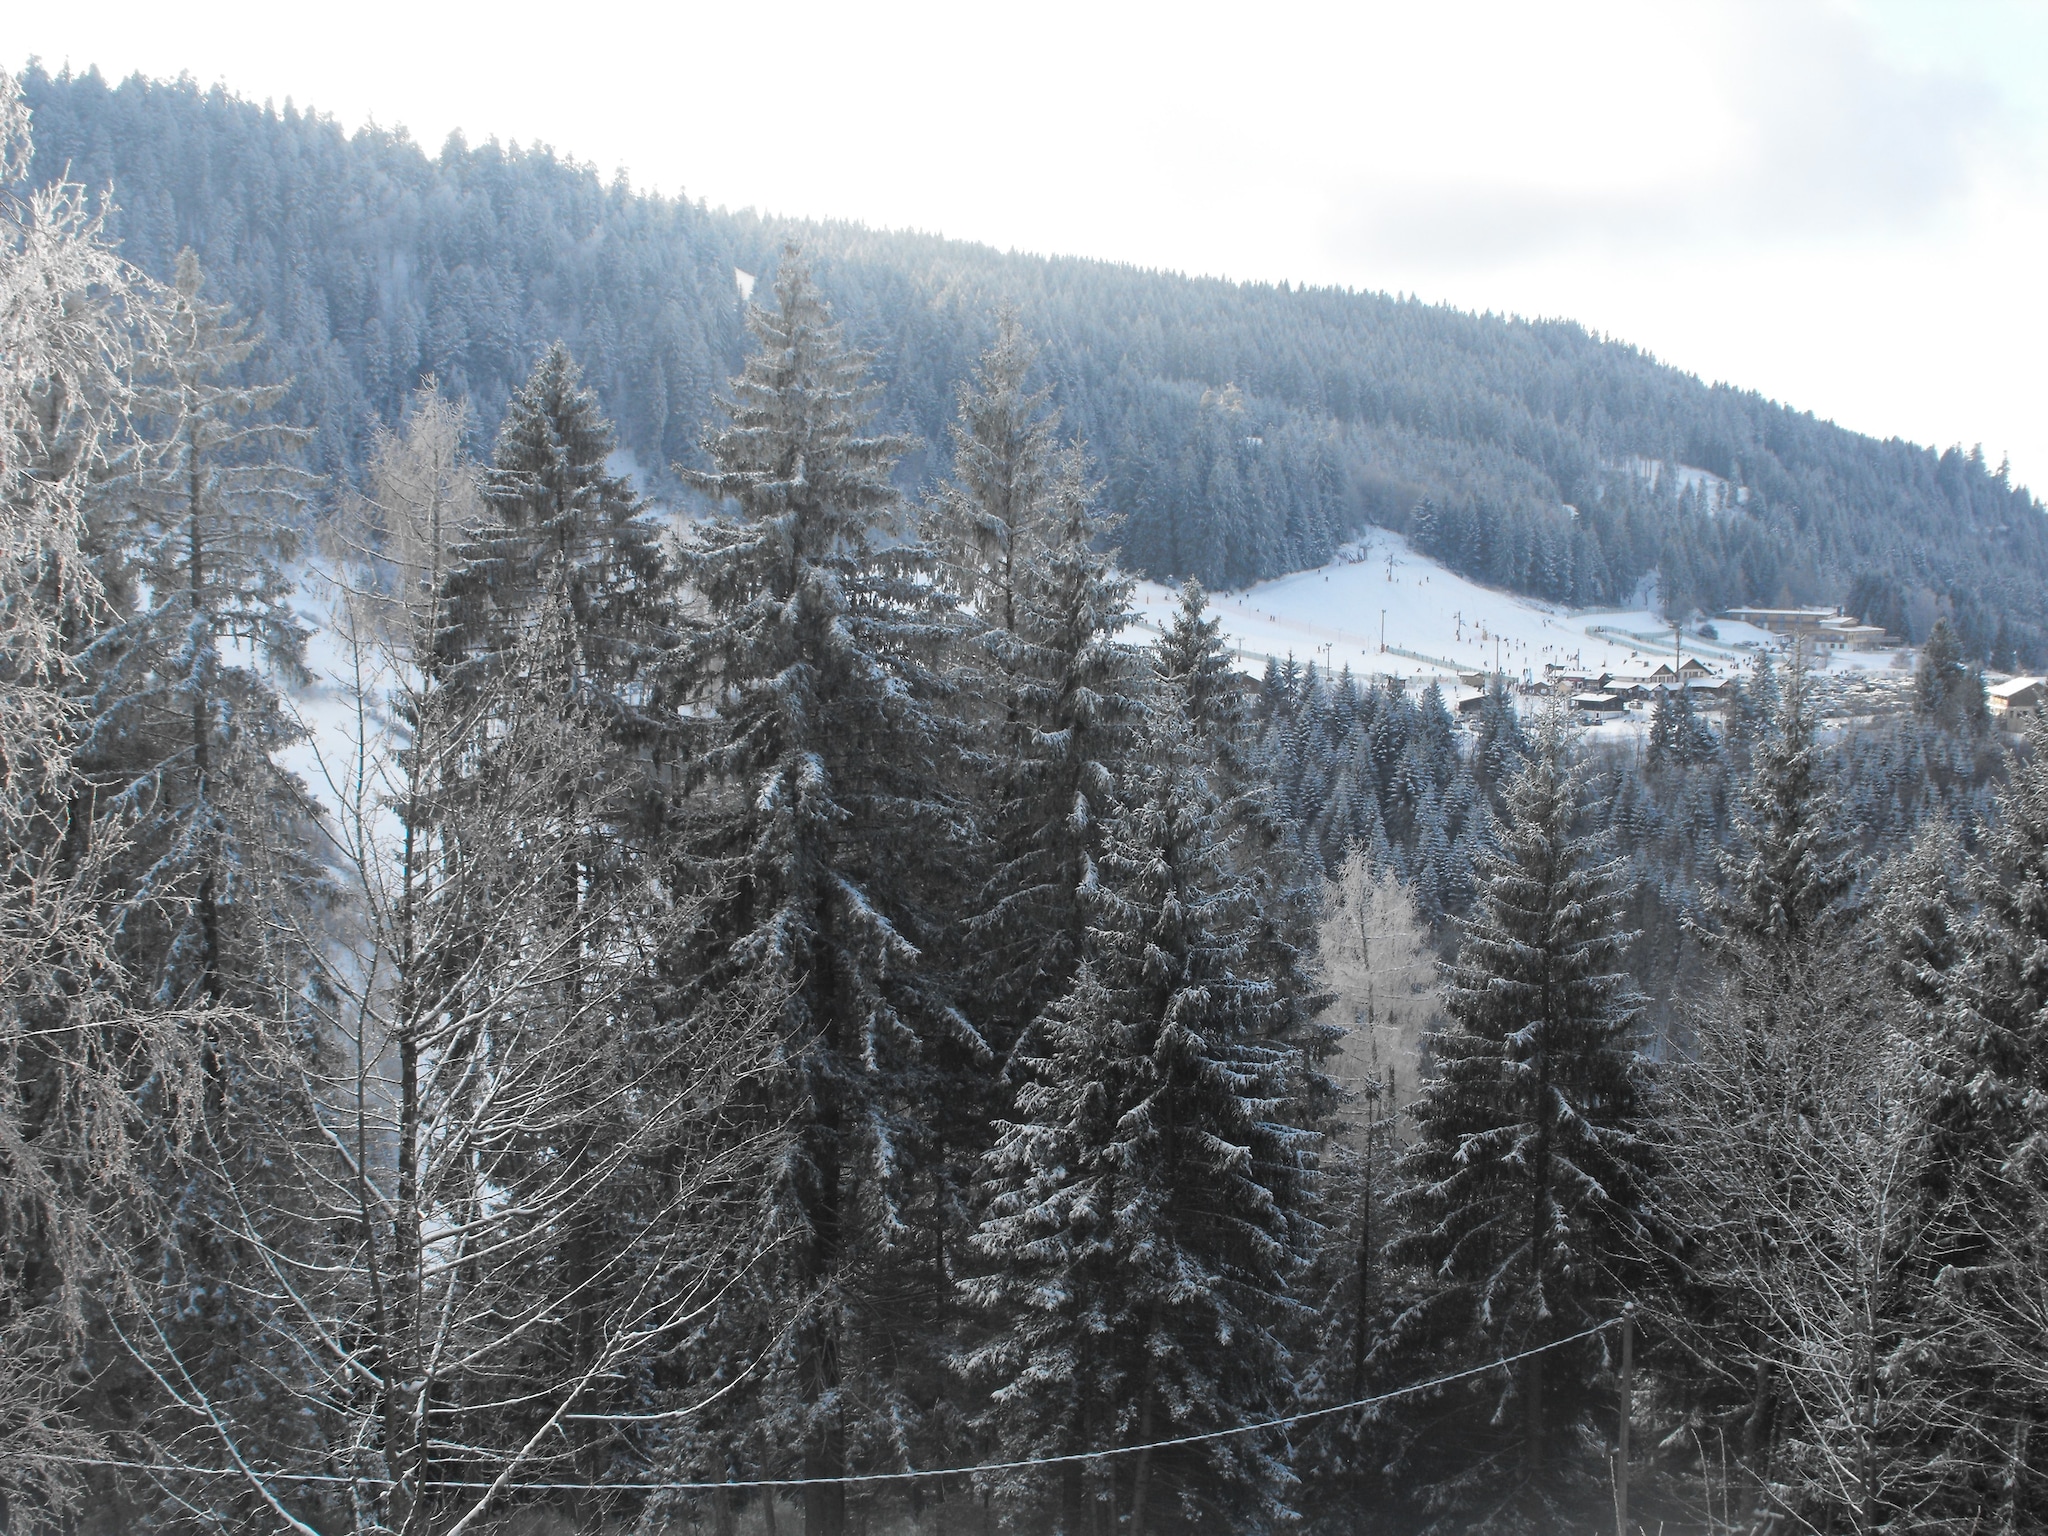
[
  {"x1": 803, "y1": 933, "x2": 849, "y2": 1536},
  {"x1": 1127, "y1": 1386, "x2": 1156, "y2": 1536},
  {"x1": 187, "y1": 425, "x2": 224, "y2": 1036}
]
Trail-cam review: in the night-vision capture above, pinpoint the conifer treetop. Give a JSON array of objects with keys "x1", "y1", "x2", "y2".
[
  {"x1": 1711, "y1": 663, "x2": 1857, "y2": 948},
  {"x1": 685, "y1": 244, "x2": 910, "y2": 563}
]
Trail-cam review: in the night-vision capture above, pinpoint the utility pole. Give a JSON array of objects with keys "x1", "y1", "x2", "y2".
[
  {"x1": 1615, "y1": 1304, "x2": 1635, "y2": 1536},
  {"x1": 1380, "y1": 609, "x2": 1386, "y2": 654}
]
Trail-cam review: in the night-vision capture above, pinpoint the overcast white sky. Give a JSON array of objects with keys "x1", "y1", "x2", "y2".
[{"x1": 12, "y1": 0, "x2": 2046, "y2": 485}]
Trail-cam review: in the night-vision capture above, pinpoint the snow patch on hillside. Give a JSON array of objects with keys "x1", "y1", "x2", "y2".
[{"x1": 1621, "y1": 456, "x2": 1749, "y2": 514}]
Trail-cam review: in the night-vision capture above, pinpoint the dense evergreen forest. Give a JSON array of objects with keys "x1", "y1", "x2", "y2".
[
  {"x1": 12, "y1": 65, "x2": 2048, "y2": 1536},
  {"x1": 19, "y1": 64, "x2": 2048, "y2": 666}
]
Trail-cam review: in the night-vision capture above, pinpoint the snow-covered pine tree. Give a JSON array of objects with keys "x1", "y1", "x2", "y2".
[
  {"x1": 1647, "y1": 685, "x2": 1718, "y2": 773},
  {"x1": 963, "y1": 686, "x2": 1318, "y2": 1536},
  {"x1": 1914, "y1": 617, "x2": 1989, "y2": 734},
  {"x1": 1471, "y1": 674, "x2": 1528, "y2": 800},
  {"x1": 929, "y1": 306, "x2": 1059, "y2": 642},
  {"x1": 665, "y1": 248, "x2": 969, "y2": 1536},
  {"x1": 1708, "y1": 661, "x2": 1857, "y2": 948},
  {"x1": 1385, "y1": 708, "x2": 1655, "y2": 1534},
  {"x1": 928, "y1": 318, "x2": 1148, "y2": 1507},
  {"x1": 1158, "y1": 578, "x2": 1327, "y2": 1083},
  {"x1": 1155, "y1": 578, "x2": 1252, "y2": 780}
]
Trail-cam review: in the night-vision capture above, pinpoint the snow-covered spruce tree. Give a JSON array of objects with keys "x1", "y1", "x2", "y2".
[
  {"x1": 962, "y1": 679, "x2": 1319, "y2": 1536},
  {"x1": 1646, "y1": 685, "x2": 1718, "y2": 773},
  {"x1": 664, "y1": 248, "x2": 970, "y2": 1536},
  {"x1": 1904, "y1": 712, "x2": 2048, "y2": 1531},
  {"x1": 1165, "y1": 580, "x2": 1327, "y2": 1082},
  {"x1": 928, "y1": 307, "x2": 1059, "y2": 644},
  {"x1": 1653, "y1": 659, "x2": 1883, "y2": 1525},
  {"x1": 939, "y1": 315, "x2": 1149, "y2": 1055},
  {"x1": 1706, "y1": 662, "x2": 1857, "y2": 951},
  {"x1": 1914, "y1": 617, "x2": 1988, "y2": 734},
  {"x1": 1154, "y1": 578, "x2": 1251, "y2": 784},
  {"x1": 443, "y1": 341, "x2": 673, "y2": 743},
  {"x1": 1383, "y1": 708, "x2": 1655, "y2": 1534}
]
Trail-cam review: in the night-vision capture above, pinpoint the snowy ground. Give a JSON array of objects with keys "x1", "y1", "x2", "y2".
[
  {"x1": 275, "y1": 565, "x2": 407, "y2": 845},
  {"x1": 1127, "y1": 529, "x2": 1909, "y2": 687}
]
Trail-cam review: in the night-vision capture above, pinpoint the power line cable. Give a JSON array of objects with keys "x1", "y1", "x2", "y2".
[{"x1": 40, "y1": 1318, "x2": 1617, "y2": 1496}]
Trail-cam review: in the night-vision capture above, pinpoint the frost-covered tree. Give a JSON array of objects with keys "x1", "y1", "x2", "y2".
[
  {"x1": 1385, "y1": 710, "x2": 1655, "y2": 1534},
  {"x1": 426, "y1": 348, "x2": 692, "y2": 1495},
  {"x1": 0, "y1": 73, "x2": 207, "y2": 1524},
  {"x1": 1914, "y1": 618, "x2": 1988, "y2": 734},
  {"x1": 1903, "y1": 714, "x2": 2048, "y2": 1530},
  {"x1": 444, "y1": 341, "x2": 672, "y2": 742},
  {"x1": 52, "y1": 248, "x2": 337, "y2": 1524},
  {"x1": 81, "y1": 247, "x2": 320, "y2": 1015},
  {"x1": 963, "y1": 690, "x2": 1317, "y2": 1536},
  {"x1": 1660, "y1": 926, "x2": 1930, "y2": 1534},
  {"x1": 208, "y1": 392, "x2": 778, "y2": 1529},
  {"x1": 665, "y1": 248, "x2": 968, "y2": 1536},
  {"x1": 1313, "y1": 851, "x2": 1437, "y2": 1394},
  {"x1": 1656, "y1": 659, "x2": 1874, "y2": 1521},
  {"x1": 940, "y1": 318, "x2": 1148, "y2": 1052}
]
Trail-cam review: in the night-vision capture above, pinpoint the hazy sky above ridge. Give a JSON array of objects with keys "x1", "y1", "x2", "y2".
[{"x1": 11, "y1": 0, "x2": 2047, "y2": 487}]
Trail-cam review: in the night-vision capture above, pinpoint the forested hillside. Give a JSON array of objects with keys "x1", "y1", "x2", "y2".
[
  {"x1": 21, "y1": 64, "x2": 2048, "y2": 664},
  {"x1": 16, "y1": 65, "x2": 2048, "y2": 1536}
]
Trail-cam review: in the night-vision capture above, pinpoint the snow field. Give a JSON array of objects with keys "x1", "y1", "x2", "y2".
[{"x1": 1127, "y1": 529, "x2": 1899, "y2": 687}]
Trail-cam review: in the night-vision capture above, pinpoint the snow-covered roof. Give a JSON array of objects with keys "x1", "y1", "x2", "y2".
[{"x1": 1990, "y1": 676, "x2": 2046, "y2": 701}]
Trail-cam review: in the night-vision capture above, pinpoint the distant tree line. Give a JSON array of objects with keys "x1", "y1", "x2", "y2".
[{"x1": 19, "y1": 64, "x2": 2048, "y2": 664}]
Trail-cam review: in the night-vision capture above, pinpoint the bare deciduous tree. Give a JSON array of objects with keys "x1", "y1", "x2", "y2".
[
  {"x1": 143, "y1": 393, "x2": 787, "y2": 1536},
  {"x1": 0, "y1": 70, "x2": 207, "y2": 1530}
]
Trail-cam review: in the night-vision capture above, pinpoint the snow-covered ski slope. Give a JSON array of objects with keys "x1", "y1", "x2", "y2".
[{"x1": 1129, "y1": 529, "x2": 1890, "y2": 684}]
